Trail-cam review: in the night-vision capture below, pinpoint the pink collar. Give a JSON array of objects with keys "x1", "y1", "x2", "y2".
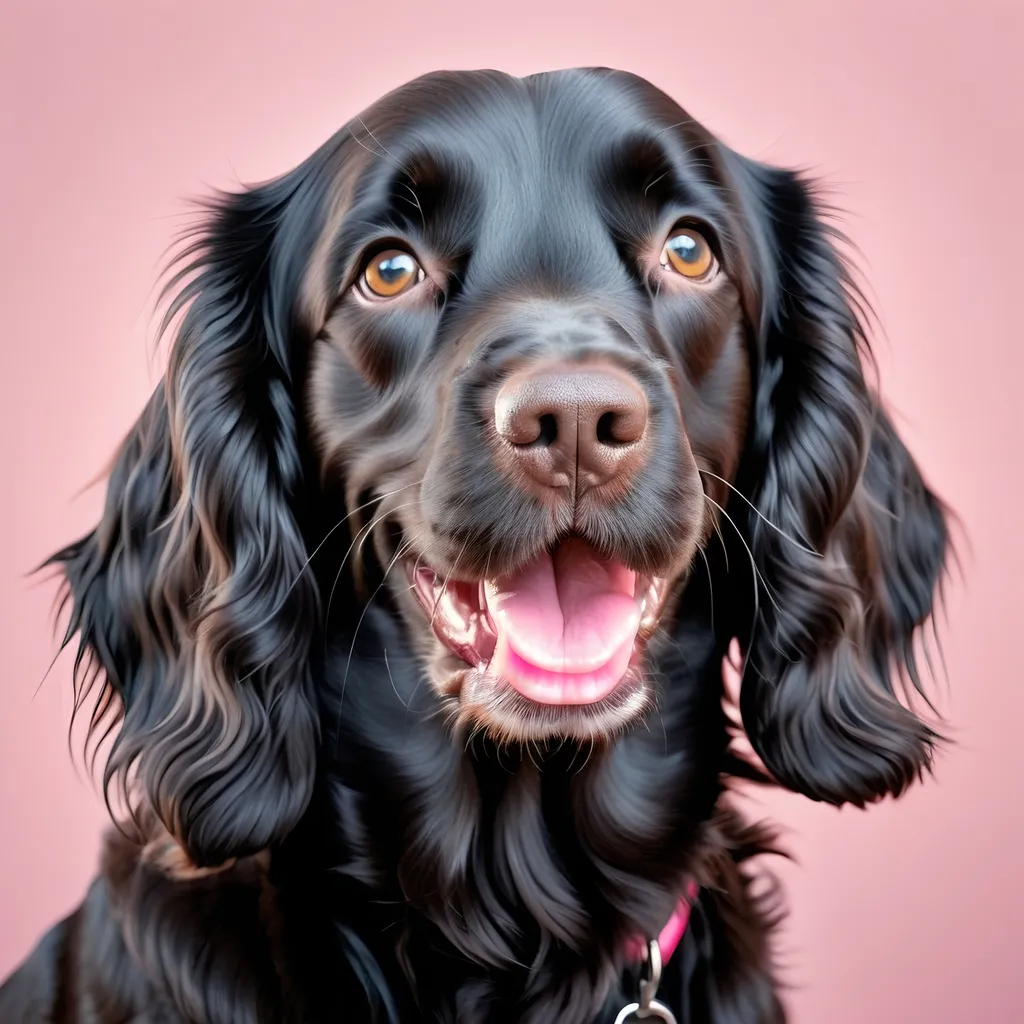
[{"x1": 624, "y1": 882, "x2": 698, "y2": 964}]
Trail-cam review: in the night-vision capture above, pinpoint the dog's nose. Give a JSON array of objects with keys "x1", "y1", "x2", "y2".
[{"x1": 493, "y1": 363, "x2": 649, "y2": 493}]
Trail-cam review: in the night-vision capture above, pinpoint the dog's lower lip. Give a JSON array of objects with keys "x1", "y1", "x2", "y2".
[{"x1": 408, "y1": 545, "x2": 668, "y2": 709}]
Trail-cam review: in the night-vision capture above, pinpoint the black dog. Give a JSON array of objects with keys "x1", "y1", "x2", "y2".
[{"x1": 0, "y1": 67, "x2": 949, "y2": 1023}]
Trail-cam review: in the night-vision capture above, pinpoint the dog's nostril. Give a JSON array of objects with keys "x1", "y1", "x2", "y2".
[
  {"x1": 535, "y1": 413, "x2": 558, "y2": 447},
  {"x1": 596, "y1": 412, "x2": 622, "y2": 446},
  {"x1": 506, "y1": 412, "x2": 559, "y2": 448},
  {"x1": 597, "y1": 405, "x2": 646, "y2": 446}
]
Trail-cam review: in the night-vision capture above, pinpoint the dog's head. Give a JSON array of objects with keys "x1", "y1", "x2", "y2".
[{"x1": 52, "y1": 68, "x2": 949, "y2": 871}]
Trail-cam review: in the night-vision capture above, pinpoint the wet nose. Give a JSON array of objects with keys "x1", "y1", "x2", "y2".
[{"x1": 493, "y1": 363, "x2": 650, "y2": 493}]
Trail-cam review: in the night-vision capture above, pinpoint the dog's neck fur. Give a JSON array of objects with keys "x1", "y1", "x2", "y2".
[{"x1": 287, "y1": 592, "x2": 736, "y2": 1022}]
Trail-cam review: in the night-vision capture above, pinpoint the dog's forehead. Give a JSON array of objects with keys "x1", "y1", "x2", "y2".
[{"x1": 356, "y1": 68, "x2": 701, "y2": 188}]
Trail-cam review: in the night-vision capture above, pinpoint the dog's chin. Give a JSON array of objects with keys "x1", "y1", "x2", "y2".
[
  {"x1": 435, "y1": 660, "x2": 654, "y2": 745},
  {"x1": 407, "y1": 537, "x2": 673, "y2": 744}
]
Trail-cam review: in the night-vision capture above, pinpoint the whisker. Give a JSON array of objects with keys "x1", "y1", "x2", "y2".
[
  {"x1": 429, "y1": 537, "x2": 471, "y2": 633},
  {"x1": 348, "y1": 116, "x2": 408, "y2": 174},
  {"x1": 701, "y1": 492, "x2": 786, "y2": 622},
  {"x1": 644, "y1": 171, "x2": 669, "y2": 196},
  {"x1": 233, "y1": 484, "x2": 427, "y2": 690},
  {"x1": 709, "y1": 512, "x2": 730, "y2": 572},
  {"x1": 700, "y1": 493, "x2": 781, "y2": 670},
  {"x1": 570, "y1": 737, "x2": 597, "y2": 775},
  {"x1": 698, "y1": 468, "x2": 820, "y2": 557},
  {"x1": 697, "y1": 545, "x2": 716, "y2": 638},
  {"x1": 383, "y1": 646, "x2": 413, "y2": 712},
  {"x1": 335, "y1": 536, "x2": 416, "y2": 732},
  {"x1": 395, "y1": 181, "x2": 426, "y2": 230},
  {"x1": 324, "y1": 498, "x2": 422, "y2": 632},
  {"x1": 402, "y1": 663, "x2": 429, "y2": 726},
  {"x1": 653, "y1": 119, "x2": 696, "y2": 139}
]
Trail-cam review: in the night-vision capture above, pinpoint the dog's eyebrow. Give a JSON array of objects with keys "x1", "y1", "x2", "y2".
[
  {"x1": 385, "y1": 152, "x2": 447, "y2": 224},
  {"x1": 605, "y1": 130, "x2": 715, "y2": 206},
  {"x1": 598, "y1": 127, "x2": 741, "y2": 243},
  {"x1": 377, "y1": 148, "x2": 482, "y2": 245}
]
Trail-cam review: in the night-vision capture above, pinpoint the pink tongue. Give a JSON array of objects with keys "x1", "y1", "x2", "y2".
[{"x1": 485, "y1": 539, "x2": 640, "y2": 676}]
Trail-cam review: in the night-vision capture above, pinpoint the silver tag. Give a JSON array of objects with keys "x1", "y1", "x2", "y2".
[
  {"x1": 612, "y1": 998, "x2": 678, "y2": 1024},
  {"x1": 612, "y1": 938, "x2": 678, "y2": 1024}
]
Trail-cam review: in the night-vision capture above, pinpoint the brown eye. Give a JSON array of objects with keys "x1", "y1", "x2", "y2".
[
  {"x1": 361, "y1": 249, "x2": 423, "y2": 298},
  {"x1": 661, "y1": 228, "x2": 716, "y2": 281}
]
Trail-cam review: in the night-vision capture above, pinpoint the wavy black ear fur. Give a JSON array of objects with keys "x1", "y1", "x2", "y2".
[
  {"x1": 46, "y1": 167, "x2": 326, "y2": 868},
  {"x1": 725, "y1": 156, "x2": 951, "y2": 807}
]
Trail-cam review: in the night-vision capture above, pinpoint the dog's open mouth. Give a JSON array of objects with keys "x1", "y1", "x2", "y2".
[{"x1": 409, "y1": 538, "x2": 668, "y2": 727}]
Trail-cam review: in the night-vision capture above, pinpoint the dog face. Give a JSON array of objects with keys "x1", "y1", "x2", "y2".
[
  {"x1": 52, "y1": 68, "x2": 949, "y2": 873},
  {"x1": 309, "y1": 71, "x2": 754, "y2": 744}
]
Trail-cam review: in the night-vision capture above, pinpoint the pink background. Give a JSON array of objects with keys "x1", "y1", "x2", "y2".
[{"x1": 1, "y1": 1, "x2": 1021, "y2": 1019}]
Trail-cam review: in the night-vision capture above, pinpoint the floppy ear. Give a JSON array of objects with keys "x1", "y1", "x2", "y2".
[
  {"x1": 727, "y1": 159, "x2": 951, "y2": 807},
  {"x1": 48, "y1": 172, "x2": 323, "y2": 868}
]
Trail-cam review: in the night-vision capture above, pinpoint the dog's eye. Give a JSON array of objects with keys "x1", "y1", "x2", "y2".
[
  {"x1": 660, "y1": 228, "x2": 716, "y2": 281},
  {"x1": 360, "y1": 249, "x2": 424, "y2": 298}
]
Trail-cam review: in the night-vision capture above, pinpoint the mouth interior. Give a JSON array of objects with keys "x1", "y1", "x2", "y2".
[{"x1": 412, "y1": 538, "x2": 664, "y2": 707}]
